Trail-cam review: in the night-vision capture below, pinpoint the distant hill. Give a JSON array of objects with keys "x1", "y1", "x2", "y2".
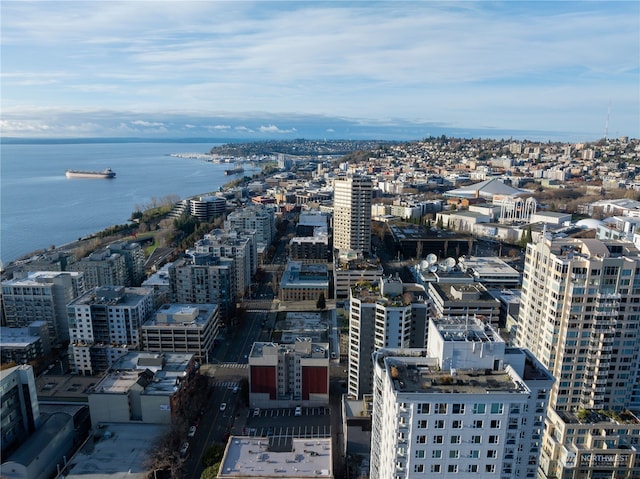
[{"x1": 209, "y1": 138, "x2": 401, "y2": 157}]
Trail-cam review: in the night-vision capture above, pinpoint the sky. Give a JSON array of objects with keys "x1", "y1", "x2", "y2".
[{"x1": 1, "y1": 1, "x2": 639, "y2": 142}]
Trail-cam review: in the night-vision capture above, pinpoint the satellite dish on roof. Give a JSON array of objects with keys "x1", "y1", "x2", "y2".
[
  {"x1": 429, "y1": 265, "x2": 438, "y2": 273},
  {"x1": 426, "y1": 253, "x2": 438, "y2": 265},
  {"x1": 420, "y1": 260, "x2": 429, "y2": 270},
  {"x1": 445, "y1": 257, "x2": 456, "y2": 268}
]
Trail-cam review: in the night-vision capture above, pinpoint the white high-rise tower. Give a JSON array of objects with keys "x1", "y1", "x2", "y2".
[
  {"x1": 515, "y1": 238, "x2": 640, "y2": 478},
  {"x1": 333, "y1": 175, "x2": 372, "y2": 255}
]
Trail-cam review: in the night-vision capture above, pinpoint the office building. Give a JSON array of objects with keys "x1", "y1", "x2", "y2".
[
  {"x1": 428, "y1": 282, "x2": 501, "y2": 327},
  {"x1": 87, "y1": 352, "x2": 196, "y2": 425},
  {"x1": 279, "y1": 262, "x2": 329, "y2": 302},
  {"x1": 140, "y1": 303, "x2": 219, "y2": 362},
  {"x1": 2, "y1": 271, "x2": 85, "y2": 345},
  {"x1": 248, "y1": 338, "x2": 330, "y2": 408},
  {"x1": 515, "y1": 238, "x2": 640, "y2": 478},
  {"x1": 67, "y1": 286, "x2": 155, "y2": 375},
  {"x1": 369, "y1": 317, "x2": 553, "y2": 479},
  {"x1": 189, "y1": 195, "x2": 226, "y2": 221},
  {"x1": 333, "y1": 175, "x2": 373, "y2": 255}
]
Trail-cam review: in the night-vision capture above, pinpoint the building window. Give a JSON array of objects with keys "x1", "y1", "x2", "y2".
[
  {"x1": 449, "y1": 450, "x2": 460, "y2": 458},
  {"x1": 418, "y1": 420, "x2": 427, "y2": 429},
  {"x1": 490, "y1": 419, "x2": 501, "y2": 428},
  {"x1": 452, "y1": 403, "x2": 465, "y2": 414},
  {"x1": 430, "y1": 465, "x2": 441, "y2": 473},
  {"x1": 487, "y1": 449, "x2": 497, "y2": 458},
  {"x1": 415, "y1": 450, "x2": 425, "y2": 459},
  {"x1": 490, "y1": 403, "x2": 504, "y2": 414},
  {"x1": 473, "y1": 403, "x2": 486, "y2": 414},
  {"x1": 468, "y1": 464, "x2": 478, "y2": 472},
  {"x1": 452, "y1": 420, "x2": 463, "y2": 429},
  {"x1": 472, "y1": 435, "x2": 482, "y2": 444},
  {"x1": 489, "y1": 435, "x2": 499, "y2": 444},
  {"x1": 450, "y1": 435, "x2": 461, "y2": 444},
  {"x1": 434, "y1": 403, "x2": 447, "y2": 414},
  {"x1": 417, "y1": 403, "x2": 430, "y2": 414},
  {"x1": 433, "y1": 435, "x2": 444, "y2": 444},
  {"x1": 414, "y1": 465, "x2": 424, "y2": 473},
  {"x1": 416, "y1": 435, "x2": 426, "y2": 444},
  {"x1": 473, "y1": 419, "x2": 484, "y2": 428},
  {"x1": 432, "y1": 450, "x2": 442, "y2": 459},
  {"x1": 434, "y1": 419, "x2": 445, "y2": 429},
  {"x1": 448, "y1": 465, "x2": 458, "y2": 473},
  {"x1": 485, "y1": 464, "x2": 496, "y2": 473}
]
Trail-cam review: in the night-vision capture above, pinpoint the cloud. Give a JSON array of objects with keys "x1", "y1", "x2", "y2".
[
  {"x1": 258, "y1": 124, "x2": 297, "y2": 134},
  {"x1": 131, "y1": 120, "x2": 165, "y2": 127}
]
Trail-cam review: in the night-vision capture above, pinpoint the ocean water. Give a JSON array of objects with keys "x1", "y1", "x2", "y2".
[{"x1": 1, "y1": 141, "x2": 256, "y2": 265}]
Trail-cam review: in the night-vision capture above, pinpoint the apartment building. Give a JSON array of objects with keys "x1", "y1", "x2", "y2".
[
  {"x1": 192, "y1": 228, "x2": 257, "y2": 298},
  {"x1": 369, "y1": 317, "x2": 553, "y2": 479},
  {"x1": 348, "y1": 276, "x2": 430, "y2": 399},
  {"x1": 1, "y1": 271, "x2": 85, "y2": 345},
  {"x1": 105, "y1": 241, "x2": 146, "y2": 287},
  {"x1": 333, "y1": 175, "x2": 373, "y2": 255},
  {"x1": 67, "y1": 286, "x2": 155, "y2": 375},
  {"x1": 170, "y1": 253, "x2": 236, "y2": 324},
  {"x1": 248, "y1": 338, "x2": 330, "y2": 408},
  {"x1": 0, "y1": 365, "x2": 40, "y2": 456},
  {"x1": 515, "y1": 238, "x2": 640, "y2": 478},
  {"x1": 67, "y1": 249, "x2": 127, "y2": 289},
  {"x1": 225, "y1": 204, "x2": 276, "y2": 249}
]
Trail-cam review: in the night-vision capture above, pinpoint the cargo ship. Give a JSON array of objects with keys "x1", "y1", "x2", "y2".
[
  {"x1": 65, "y1": 168, "x2": 116, "y2": 179},
  {"x1": 224, "y1": 167, "x2": 244, "y2": 175}
]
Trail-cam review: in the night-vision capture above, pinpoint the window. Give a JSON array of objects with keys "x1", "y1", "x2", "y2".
[
  {"x1": 434, "y1": 419, "x2": 445, "y2": 429},
  {"x1": 468, "y1": 465, "x2": 478, "y2": 472},
  {"x1": 452, "y1": 403, "x2": 465, "y2": 414},
  {"x1": 432, "y1": 450, "x2": 442, "y2": 458},
  {"x1": 418, "y1": 420, "x2": 428, "y2": 429},
  {"x1": 430, "y1": 465, "x2": 441, "y2": 473},
  {"x1": 473, "y1": 403, "x2": 486, "y2": 414},
  {"x1": 417, "y1": 403, "x2": 430, "y2": 414},
  {"x1": 449, "y1": 450, "x2": 460, "y2": 458},
  {"x1": 452, "y1": 420, "x2": 463, "y2": 429},
  {"x1": 470, "y1": 450, "x2": 480, "y2": 458},
  {"x1": 472, "y1": 435, "x2": 482, "y2": 444},
  {"x1": 415, "y1": 450, "x2": 425, "y2": 459},
  {"x1": 490, "y1": 403, "x2": 504, "y2": 414},
  {"x1": 434, "y1": 403, "x2": 447, "y2": 414},
  {"x1": 416, "y1": 435, "x2": 426, "y2": 444},
  {"x1": 487, "y1": 449, "x2": 497, "y2": 458},
  {"x1": 414, "y1": 464, "x2": 424, "y2": 473},
  {"x1": 485, "y1": 464, "x2": 496, "y2": 473},
  {"x1": 473, "y1": 419, "x2": 484, "y2": 428},
  {"x1": 489, "y1": 435, "x2": 499, "y2": 444},
  {"x1": 433, "y1": 435, "x2": 444, "y2": 444},
  {"x1": 490, "y1": 419, "x2": 501, "y2": 428},
  {"x1": 450, "y1": 435, "x2": 461, "y2": 444},
  {"x1": 448, "y1": 465, "x2": 458, "y2": 473}
]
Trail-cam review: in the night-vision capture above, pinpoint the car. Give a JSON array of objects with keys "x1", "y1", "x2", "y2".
[
  {"x1": 294, "y1": 406, "x2": 302, "y2": 416},
  {"x1": 220, "y1": 403, "x2": 227, "y2": 412},
  {"x1": 253, "y1": 408, "x2": 260, "y2": 417},
  {"x1": 232, "y1": 386, "x2": 239, "y2": 394},
  {"x1": 188, "y1": 426, "x2": 196, "y2": 437},
  {"x1": 179, "y1": 441, "x2": 189, "y2": 458}
]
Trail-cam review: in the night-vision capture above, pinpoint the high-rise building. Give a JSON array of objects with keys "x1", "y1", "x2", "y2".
[
  {"x1": 170, "y1": 253, "x2": 236, "y2": 324},
  {"x1": 515, "y1": 238, "x2": 640, "y2": 478},
  {"x1": 225, "y1": 204, "x2": 276, "y2": 250},
  {"x1": 333, "y1": 175, "x2": 373, "y2": 255},
  {"x1": 67, "y1": 285, "x2": 155, "y2": 375},
  {"x1": 192, "y1": 229, "x2": 257, "y2": 299},
  {"x1": 348, "y1": 276, "x2": 429, "y2": 399},
  {"x1": 0, "y1": 365, "x2": 41, "y2": 457},
  {"x1": 106, "y1": 241, "x2": 146, "y2": 287},
  {"x1": 2, "y1": 271, "x2": 85, "y2": 345},
  {"x1": 67, "y1": 249, "x2": 127, "y2": 289},
  {"x1": 369, "y1": 317, "x2": 553, "y2": 479}
]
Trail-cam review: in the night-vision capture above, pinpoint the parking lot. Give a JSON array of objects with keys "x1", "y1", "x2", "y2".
[{"x1": 243, "y1": 407, "x2": 331, "y2": 439}]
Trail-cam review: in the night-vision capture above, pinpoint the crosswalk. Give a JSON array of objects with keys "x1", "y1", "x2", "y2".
[
  {"x1": 218, "y1": 363, "x2": 248, "y2": 368},
  {"x1": 214, "y1": 380, "x2": 240, "y2": 389}
]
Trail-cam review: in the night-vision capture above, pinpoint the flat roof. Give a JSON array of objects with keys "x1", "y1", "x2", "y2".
[
  {"x1": 219, "y1": 436, "x2": 332, "y2": 478},
  {"x1": 65, "y1": 423, "x2": 170, "y2": 479},
  {"x1": 458, "y1": 256, "x2": 520, "y2": 278},
  {"x1": 382, "y1": 356, "x2": 521, "y2": 395}
]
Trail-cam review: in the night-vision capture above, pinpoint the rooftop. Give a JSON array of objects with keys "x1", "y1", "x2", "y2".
[{"x1": 219, "y1": 436, "x2": 332, "y2": 478}]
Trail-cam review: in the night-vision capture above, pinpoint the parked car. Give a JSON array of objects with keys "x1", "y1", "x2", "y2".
[
  {"x1": 295, "y1": 406, "x2": 302, "y2": 416},
  {"x1": 220, "y1": 403, "x2": 227, "y2": 412},
  {"x1": 179, "y1": 441, "x2": 189, "y2": 458},
  {"x1": 253, "y1": 408, "x2": 260, "y2": 417},
  {"x1": 188, "y1": 426, "x2": 196, "y2": 437}
]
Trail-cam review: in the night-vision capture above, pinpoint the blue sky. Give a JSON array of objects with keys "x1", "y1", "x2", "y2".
[{"x1": 1, "y1": 1, "x2": 638, "y2": 142}]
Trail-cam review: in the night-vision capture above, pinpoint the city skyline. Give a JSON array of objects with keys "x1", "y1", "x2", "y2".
[{"x1": 1, "y1": 1, "x2": 638, "y2": 142}]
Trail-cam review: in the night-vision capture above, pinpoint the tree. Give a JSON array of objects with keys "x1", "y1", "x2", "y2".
[{"x1": 316, "y1": 292, "x2": 326, "y2": 310}]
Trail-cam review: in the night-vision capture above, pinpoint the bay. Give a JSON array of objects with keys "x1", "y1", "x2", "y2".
[{"x1": 1, "y1": 141, "x2": 256, "y2": 265}]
